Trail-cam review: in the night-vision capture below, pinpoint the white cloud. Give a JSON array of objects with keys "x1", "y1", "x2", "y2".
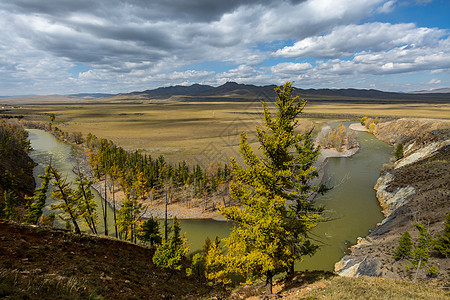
[
  {"x1": 216, "y1": 65, "x2": 260, "y2": 84},
  {"x1": 274, "y1": 22, "x2": 446, "y2": 58},
  {"x1": 271, "y1": 63, "x2": 313, "y2": 75},
  {"x1": 377, "y1": 0, "x2": 396, "y2": 13},
  {"x1": 428, "y1": 78, "x2": 441, "y2": 84}
]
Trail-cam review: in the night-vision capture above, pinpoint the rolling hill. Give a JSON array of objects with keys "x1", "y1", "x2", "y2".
[{"x1": 107, "y1": 82, "x2": 450, "y2": 104}]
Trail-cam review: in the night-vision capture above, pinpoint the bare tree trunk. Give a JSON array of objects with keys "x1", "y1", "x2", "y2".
[
  {"x1": 265, "y1": 270, "x2": 273, "y2": 296},
  {"x1": 104, "y1": 171, "x2": 108, "y2": 236},
  {"x1": 112, "y1": 179, "x2": 117, "y2": 238},
  {"x1": 287, "y1": 263, "x2": 295, "y2": 279},
  {"x1": 414, "y1": 259, "x2": 422, "y2": 283},
  {"x1": 164, "y1": 186, "x2": 168, "y2": 241}
]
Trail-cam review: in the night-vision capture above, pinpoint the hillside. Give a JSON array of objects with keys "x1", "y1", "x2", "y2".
[
  {"x1": 1, "y1": 220, "x2": 448, "y2": 299},
  {"x1": 0, "y1": 220, "x2": 227, "y2": 299}
]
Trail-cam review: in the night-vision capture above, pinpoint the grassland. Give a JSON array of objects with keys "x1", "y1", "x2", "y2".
[
  {"x1": 2, "y1": 98, "x2": 449, "y2": 166},
  {"x1": 233, "y1": 271, "x2": 449, "y2": 299}
]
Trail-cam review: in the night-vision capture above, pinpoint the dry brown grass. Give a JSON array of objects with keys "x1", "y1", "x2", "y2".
[
  {"x1": 304, "y1": 102, "x2": 450, "y2": 119},
  {"x1": 5, "y1": 99, "x2": 448, "y2": 166},
  {"x1": 12, "y1": 102, "x2": 328, "y2": 166}
]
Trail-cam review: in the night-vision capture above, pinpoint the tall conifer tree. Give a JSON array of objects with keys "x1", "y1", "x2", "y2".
[
  {"x1": 207, "y1": 82, "x2": 324, "y2": 294},
  {"x1": 25, "y1": 165, "x2": 52, "y2": 224},
  {"x1": 50, "y1": 167, "x2": 81, "y2": 234}
]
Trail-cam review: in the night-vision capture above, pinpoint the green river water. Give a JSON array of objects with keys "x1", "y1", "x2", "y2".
[{"x1": 27, "y1": 128, "x2": 392, "y2": 271}]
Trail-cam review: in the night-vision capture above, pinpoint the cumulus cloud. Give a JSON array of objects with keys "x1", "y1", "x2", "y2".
[
  {"x1": 216, "y1": 65, "x2": 260, "y2": 84},
  {"x1": 274, "y1": 22, "x2": 447, "y2": 58},
  {"x1": 271, "y1": 63, "x2": 313, "y2": 75},
  {"x1": 0, "y1": 0, "x2": 448, "y2": 94}
]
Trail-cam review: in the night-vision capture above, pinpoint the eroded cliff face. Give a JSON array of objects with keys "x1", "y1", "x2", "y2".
[{"x1": 335, "y1": 118, "x2": 450, "y2": 283}]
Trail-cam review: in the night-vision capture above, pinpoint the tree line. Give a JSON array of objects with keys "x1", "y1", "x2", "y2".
[{"x1": 85, "y1": 133, "x2": 232, "y2": 209}]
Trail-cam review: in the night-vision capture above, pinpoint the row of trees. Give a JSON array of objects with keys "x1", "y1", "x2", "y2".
[
  {"x1": 85, "y1": 134, "x2": 232, "y2": 209},
  {"x1": 23, "y1": 162, "x2": 159, "y2": 245},
  {"x1": 24, "y1": 165, "x2": 99, "y2": 235}
]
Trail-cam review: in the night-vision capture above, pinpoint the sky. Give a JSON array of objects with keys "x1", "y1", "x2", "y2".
[{"x1": 0, "y1": 0, "x2": 449, "y2": 95}]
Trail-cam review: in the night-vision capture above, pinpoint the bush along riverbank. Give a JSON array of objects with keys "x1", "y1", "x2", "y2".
[{"x1": 335, "y1": 118, "x2": 450, "y2": 286}]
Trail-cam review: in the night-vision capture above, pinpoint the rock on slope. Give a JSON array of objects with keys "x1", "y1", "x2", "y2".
[{"x1": 335, "y1": 118, "x2": 450, "y2": 283}]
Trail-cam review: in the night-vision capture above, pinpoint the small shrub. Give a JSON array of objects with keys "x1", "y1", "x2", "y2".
[
  {"x1": 186, "y1": 253, "x2": 206, "y2": 281},
  {"x1": 394, "y1": 143, "x2": 404, "y2": 160},
  {"x1": 426, "y1": 265, "x2": 439, "y2": 278},
  {"x1": 365, "y1": 117, "x2": 374, "y2": 129},
  {"x1": 360, "y1": 116, "x2": 368, "y2": 126}
]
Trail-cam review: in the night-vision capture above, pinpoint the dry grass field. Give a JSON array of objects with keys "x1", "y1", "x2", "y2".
[{"x1": 2, "y1": 98, "x2": 449, "y2": 166}]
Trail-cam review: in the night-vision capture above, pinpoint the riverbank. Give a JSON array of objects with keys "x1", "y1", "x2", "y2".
[{"x1": 335, "y1": 118, "x2": 450, "y2": 284}]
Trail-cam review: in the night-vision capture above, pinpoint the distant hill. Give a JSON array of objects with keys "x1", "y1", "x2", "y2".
[
  {"x1": 109, "y1": 82, "x2": 450, "y2": 104},
  {"x1": 414, "y1": 88, "x2": 450, "y2": 94},
  {"x1": 3, "y1": 83, "x2": 450, "y2": 104},
  {"x1": 124, "y1": 83, "x2": 215, "y2": 98},
  {"x1": 68, "y1": 93, "x2": 114, "y2": 98}
]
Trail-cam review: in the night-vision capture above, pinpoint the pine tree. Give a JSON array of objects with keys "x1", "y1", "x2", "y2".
[
  {"x1": 74, "y1": 173, "x2": 98, "y2": 234},
  {"x1": 410, "y1": 222, "x2": 435, "y2": 282},
  {"x1": 395, "y1": 143, "x2": 404, "y2": 160},
  {"x1": 50, "y1": 167, "x2": 81, "y2": 234},
  {"x1": 2, "y1": 190, "x2": 16, "y2": 220},
  {"x1": 393, "y1": 231, "x2": 413, "y2": 260},
  {"x1": 207, "y1": 82, "x2": 324, "y2": 294},
  {"x1": 117, "y1": 193, "x2": 143, "y2": 242},
  {"x1": 434, "y1": 212, "x2": 450, "y2": 257},
  {"x1": 138, "y1": 217, "x2": 162, "y2": 246},
  {"x1": 153, "y1": 217, "x2": 189, "y2": 281},
  {"x1": 25, "y1": 165, "x2": 52, "y2": 224}
]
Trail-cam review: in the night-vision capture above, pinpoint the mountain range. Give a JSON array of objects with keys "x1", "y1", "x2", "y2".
[
  {"x1": 2, "y1": 82, "x2": 449, "y2": 104},
  {"x1": 109, "y1": 82, "x2": 450, "y2": 104}
]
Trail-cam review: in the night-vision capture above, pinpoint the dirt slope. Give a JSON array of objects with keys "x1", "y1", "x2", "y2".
[{"x1": 0, "y1": 220, "x2": 227, "y2": 299}]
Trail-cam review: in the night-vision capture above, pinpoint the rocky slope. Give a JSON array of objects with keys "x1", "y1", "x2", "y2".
[{"x1": 335, "y1": 118, "x2": 450, "y2": 283}]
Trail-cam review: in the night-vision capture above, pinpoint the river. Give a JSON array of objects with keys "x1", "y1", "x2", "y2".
[{"x1": 27, "y1": 128, "x2": 391, "y2": 271}]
